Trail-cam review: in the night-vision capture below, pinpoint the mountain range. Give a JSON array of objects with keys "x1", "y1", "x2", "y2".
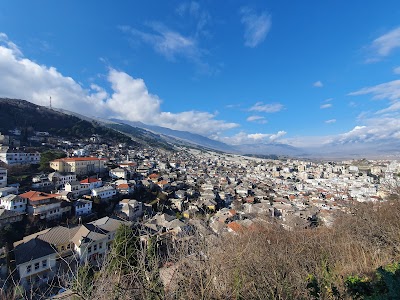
[{"x1": 2, "y1": 98, "x2": 399, "y2": 159}]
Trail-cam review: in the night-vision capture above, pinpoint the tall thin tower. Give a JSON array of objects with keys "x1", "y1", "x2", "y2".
[{"x1": 49, "y1": 96, "x2": 52, "y2": 109}]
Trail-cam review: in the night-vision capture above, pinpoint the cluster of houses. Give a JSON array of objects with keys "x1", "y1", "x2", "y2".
[{"x1": 0, "y1": 129, "x2": 399, "y2": 293}]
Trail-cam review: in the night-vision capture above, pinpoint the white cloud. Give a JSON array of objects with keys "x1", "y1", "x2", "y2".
[
  {"x1": 394, "y1": 66, "x2": 400, "y2": 74},
  {"x1": 246, "y1": 115, "x2": 267, "y2": 123},
  {"x1": 325, "y1": 119, "x2": 336, "y2": 124},
  {"x1": 320, "y1": 103, "x2": 332, "y2": 109},
  {"x1": 313, "y1": 81, "x2": 323, "y2": 87},
  {"x1": 120, "y1": 24, "x2": 198, "y2": 61},
  {"x1": 240, "y1": 7, "x2": 271, "y2": 48},
  {"x1": 249, "y1": 102, "x2": 283, "y2": 113},
  {"x1": 349, "y1": 79, "x2": 400, "y2": 102},
  {"x1": 218, "y1": 130, "x2": 286, "y2": 145},
  {"x1": 0, "y1": 32, "x2": 238, "y2": 136},
  {"x1": 376, "y1": 101, "x2": 400, "y2": 114},
  {"x1": 370, "y1": 27, "x2": 400, "y2": 58}
]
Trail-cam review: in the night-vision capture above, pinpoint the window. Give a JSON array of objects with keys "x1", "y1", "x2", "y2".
[
  {"x1": 42, "y1": 260, "x2": 47, "y2": 268},
  {"x1": 99, "y1": 243, "x2": 102, "y2": 249},
  {"x1": 88, "y1": 246, "x2": 92, "y2": 253},
  {"x1": 34, "y1": 262, "x2": 40, "y2": 270},
  {"x1": 94, "y1": 244, "x2": 97, "y2": 251},
  {"x1": 26, "y1": 265, "x2": 31, "y2": 273}
]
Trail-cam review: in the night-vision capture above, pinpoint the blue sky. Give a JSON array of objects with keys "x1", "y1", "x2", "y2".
[{"x1": 1, "y1": 1, "x2": 400, "y2": 147}]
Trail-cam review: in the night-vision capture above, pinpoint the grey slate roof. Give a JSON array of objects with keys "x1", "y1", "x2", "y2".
[{"x1": 14, "y1": 238, "x2": 56, "y2": 265}]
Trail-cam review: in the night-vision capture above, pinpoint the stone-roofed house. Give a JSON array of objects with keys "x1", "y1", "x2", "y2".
[
  {"x1": 0, "y1": 208, "x2": 24, "y2": 225},
  {"x1": 14, "y1": 238, "x2": 57, "y2": 289}
]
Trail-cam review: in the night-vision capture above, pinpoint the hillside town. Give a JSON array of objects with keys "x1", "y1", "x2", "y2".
[{"x1": 0, "y1": 127, "x2": 399, "y2": 297}]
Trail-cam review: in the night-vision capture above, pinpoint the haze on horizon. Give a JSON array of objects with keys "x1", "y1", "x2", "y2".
[{"x1": 0, "y1": 1, "x2": 400, "y2": 149}]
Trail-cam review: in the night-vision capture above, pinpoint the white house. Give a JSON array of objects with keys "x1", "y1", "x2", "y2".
[
  {"x1": 0, "y1": 167, "x2": 7, "y2": 188},
  {"x1": 109, "y1": 167, "x2": 128, "y2": 180},
  {"x1": 14, "y1": 238, "x2": 58, "y2": 289},
  {"x1": 48, "y1": 172, "x2": 77, "y2": 188},
  {"x1": 0, "y1": 194, "x2": 27, "y2": 213},
  {"x1": 91, "y1": 186, "x2": 116, "y2": 200},
  {"x1": 73, "y1": 199, "x2": 93, "y2": 217},
  {"x1": 0, "y1": 186, "x2": 18, "y2": 197},
  {"x1": 64, "y1": 181, "x2": 91, "y2": 198},
  {"x1": 0, "y1": 148, "x2": 41, "y2": 165},
  {"x1": 119, "y1": 199, "x2": 143, "y2": 221},
  {"x1": 80, "y1": 177, "x2": 103, "y2": 190}
]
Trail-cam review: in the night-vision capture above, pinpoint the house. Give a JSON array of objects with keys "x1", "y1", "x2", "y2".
[
  {"x1": 109, "y1": 168, "x2": 128, "y2": 180},
  {"x1": 80, "y1": 177, "x2": 103, "y2": 190},
  {"x1": 13, "y1": 238, "x2": 58, "y2": 289},
  {"x1": 72, "y1": 199, "x2": 93, "y2": 217},
  {"x1": 0, "y1": 208, "x2": 24, "y2": 225},
  {"x1": 20, "y1": 191, "x2": 70, "y2": 220},
  {"x1": 64, "y1": 181, "x2": 91, "y2": 198},
  {"x1": 91, "y1": 186, "x2": 117, "y2": 201},
  {"x1": 119, "y1": 199, "x2": 143, "y2": 221},
  {"x1": 0, "y1": 147, "x2": 40, "y2": 165},
  {"x1": 12, "y1": 216, "x2": 130, "y2": 289},
  {"x1": 0, "y1": 194, "x2": 26, "y2": 213},
  {"x1": 116, "y1": 183, "x2": 134, "y2": 195},
  {"x1": 0, "y1": 167, "x2": 6, "y2": 188},
  {"x1": 49, "y1": 157, "x2": 107, "y2": 176},
  {"x1": 48, "y1": 172, "x2": 77, "y2": 188},
  {"x1": 0, "y1": 186, "x2": 19, "y2": 197},
  {"x1": 72, "y1": 217, "x2": 130, "y2": 264}
]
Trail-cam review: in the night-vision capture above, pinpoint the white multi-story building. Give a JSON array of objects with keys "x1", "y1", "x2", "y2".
[
  {"x1": 0, "y1": 194, "x2": 27, "y2": 213},
  {"x1": 48, "y1": 172, "x2": 77, "y2": 187},
  {"x1": 0, "y1": 167, "x2": 7, "y2": 188},
  {"x1": 73, "y1": 199, "x2": 92, "y2": 217},
  {"x1": 64, "y1": 181, "x2": 91, "y2": 198},
  {"x1": 91, "y1": 186, "x2": 116, "y2": 200},
  {"x1": 0, "y1": 148, "x2": 40, "y2": 165}
]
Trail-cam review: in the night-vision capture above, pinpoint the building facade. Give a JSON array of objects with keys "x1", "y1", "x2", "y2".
[{"x1": 50, "y1": 157, "x2": 107, "y2": 176}]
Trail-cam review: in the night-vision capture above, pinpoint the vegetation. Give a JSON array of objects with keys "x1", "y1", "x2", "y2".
[
  {"x1": 0, "y1": 98, "x2": 134, "y2": 145},
  {"x1": 39, "y1": 150, "x2": 66, "y2": 172},
  {"x1": 68, "y1": 199, "x2": 400, "y2": 299}
]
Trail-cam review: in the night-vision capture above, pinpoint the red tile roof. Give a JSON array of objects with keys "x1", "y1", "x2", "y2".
[
  {"x1": 20, "y1": 191, "x2": 61, "y2": 202},
  {"x1": 80, "y1": 178, "x2": 102, "y2": 184},
  {"x1": 52, "y1": 157, "x2": 106, "y2": 162}
]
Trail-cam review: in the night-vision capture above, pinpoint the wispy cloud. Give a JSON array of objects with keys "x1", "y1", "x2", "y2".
[
  {"x1": 120, "y1": 24, "x2": 199, "y2": 61},
  {"x1": 370, "y1": 27, "x2": 400, "y2": 58},
  {"x1": 120, "y1": 23, "x2": 215, "y2": 75},
  {"x1": 313, "y1": 81, "x2": 323, "y2": 88},
  {"x1": 320, "y1": 103, "x2": 332, "y2": 109},
  {"x1": 176, "y1": 1, "x2": 211, "y2": 38},
  {"x1": 249, "y1": 102, "x2": 283, "y2": 113},
  {"x1": 325, "y1": 119, "x2": 336, "y2": 124},
  {"x1": 394, "y1": 66, "x2": 400, "y2": 74},
  {"x1": 240, "y1": 7, "x2": 271, "y2": 48},
  {"x1": 246, "y1": 115, "x2": 267, "y2": 123},
  {"x1": 349, "y1": 79, "x2": 400, "y2": 102}
]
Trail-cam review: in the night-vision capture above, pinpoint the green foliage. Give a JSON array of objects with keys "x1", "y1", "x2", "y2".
[
  {"x1": 306, "y1": 259, "x2": 341, "y2": 300},
  {"x1": 39, "y1": 150, "x2": 66, "y2": 172},
  {"x1": 72, "y1": 264, "x2": 95, "y2": 299},
  {"x1": 108, "y1": 224, "x2": 139, "y2": 274},
  {"x1": 346, "y1": 262, "x2": 400, "y2": 299}
]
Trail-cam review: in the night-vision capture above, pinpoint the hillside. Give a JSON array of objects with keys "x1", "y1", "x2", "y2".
[{"x1": 0, "y1": 98, "x2": 133, "y2": 146}]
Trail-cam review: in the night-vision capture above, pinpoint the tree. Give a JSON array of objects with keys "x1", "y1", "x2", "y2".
[{"x1": 39, "y1": 150, "x2": 66, "y2": 172}]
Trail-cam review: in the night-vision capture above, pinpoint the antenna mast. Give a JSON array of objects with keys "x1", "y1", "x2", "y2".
[{"x1": 49, "y1": 96, "x2": 52, "y2": 109}]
